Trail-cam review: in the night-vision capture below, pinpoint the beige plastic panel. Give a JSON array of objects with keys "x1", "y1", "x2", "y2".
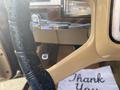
[
  {"x1": 0, "y1": 43, "x2": 12, "y2": 79},
  {"x1": 0, "y1": 78, "x2": 26, "y2": 90}
]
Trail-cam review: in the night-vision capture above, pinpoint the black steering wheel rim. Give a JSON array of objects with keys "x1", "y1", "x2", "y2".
[{"x1": 2, "y1": 0, "x2": 56, "y2": 90}]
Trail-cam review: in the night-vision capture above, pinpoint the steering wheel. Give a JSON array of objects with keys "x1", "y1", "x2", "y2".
[{"x1": 1, "y1": 0, "x2": 120, "y2": 90}]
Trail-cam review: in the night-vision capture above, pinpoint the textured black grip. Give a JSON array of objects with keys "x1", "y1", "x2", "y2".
[{"x1": 5, "y1": 0, "x2": 55, "y2": 90}]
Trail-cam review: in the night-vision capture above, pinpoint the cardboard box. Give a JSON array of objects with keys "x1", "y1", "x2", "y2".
[{"x1": 33, "y1": 29, "x2": 88, "y2": 45}]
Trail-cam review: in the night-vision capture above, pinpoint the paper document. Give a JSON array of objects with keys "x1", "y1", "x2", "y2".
[{"x1": 58, "y1": 66, "x2": 119, "y2": 90}]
